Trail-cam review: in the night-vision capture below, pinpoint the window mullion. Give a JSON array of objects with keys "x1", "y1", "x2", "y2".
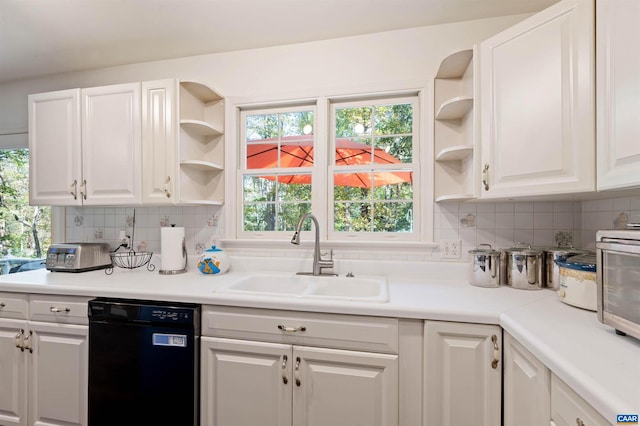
[{"x1": 313, "y1": 97, "x2": 329, "y2": 241}]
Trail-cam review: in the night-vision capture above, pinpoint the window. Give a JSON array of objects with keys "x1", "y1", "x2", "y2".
[
  {"x1": 241, "y1": 105, "x2": 316, "y2": 234},
  {"x1": 238, "y1": 92, "x2": 420, "y2": 242},
  {"x1": 330, "y1": 97, "x2": 416, "y2": 237},
  {"x1": 0, "y1": 148, "x2": 50, "y2": 274}
]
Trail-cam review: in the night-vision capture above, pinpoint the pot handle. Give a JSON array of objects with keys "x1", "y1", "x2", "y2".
[
  {"x1": 477, "y1": 243, "x2": 493, "y2": 250},
  {"x1": 512, "y1": 242, "x2": 532, "y2": 249},
  {"x1": 527, "y1": 256, "x2": 538, "y2": 285}
]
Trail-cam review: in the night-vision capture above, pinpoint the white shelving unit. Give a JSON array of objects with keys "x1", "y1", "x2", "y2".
[
  {"x1": 178, "y1": 80, "x2": 225, "y2": 205},
  {"x1": 433, "y1": 49, "x2": 476, "y2": 202}
]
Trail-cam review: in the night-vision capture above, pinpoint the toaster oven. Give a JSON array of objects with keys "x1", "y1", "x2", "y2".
[
  {"x1": 595, "y1": 229, "x2": 640, "y2": 340},
  {"x1": 46, "y1": 243, "x2": 112, "y2": 272}
]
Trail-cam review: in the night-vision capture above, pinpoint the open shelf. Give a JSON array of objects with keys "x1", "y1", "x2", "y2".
[
  {"x1": 433, "y1": 48, "x2": 476, "y2": 202},
  {"x1": 436, "y1": 145, "x2": 473, "y2": 161},
  {"x1": 178, "y1": 80, "x2": 225, "y2": 205},
  {"x1": 436, "y1": 49, "x2": 473, "y2": 79},
  {"x1": 181, "y1": 160, "x2": 223, "y2": 172},
  {"x1": 180, "y1": 119, "x2": 223, "y2": 137},
  {"x1": 435, "y1": 194, "x2": 475, "y2": 203},
  {"x1": 436, "y1": 96, "x2": 473, "y2": 121}
]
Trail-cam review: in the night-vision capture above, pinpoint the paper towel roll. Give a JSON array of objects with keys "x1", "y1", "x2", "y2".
[{"x1": 160, "y1": 226, "x2": 186, "y2": 272}]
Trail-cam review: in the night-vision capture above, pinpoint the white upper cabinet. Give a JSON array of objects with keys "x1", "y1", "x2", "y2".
[
  {"x1": 29, "y1": 83, "x2": 142, "y2": 206},
  {"x1": 29, "y1": 79, "x2": 225, "y2": 206},
  {"x1": 596, "y1": 0, "x2": 640, "y2": 191},
  {"x1": 29, "y1": 89, "x2": 82, "y2": 206},
  {"x1": 479, "y1": 0, "x2": 595, "y2": 199},
  {"x1": 141, "y1": 79, "x2": 177, "y2": 204},
  {"x1": 81, "y1": 83, "x2": 142, "y2": 205}
]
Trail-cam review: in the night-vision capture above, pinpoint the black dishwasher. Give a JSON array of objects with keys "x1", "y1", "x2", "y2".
[{"x1": 88, "y1": 298, "x2": 200, "y2": 426}]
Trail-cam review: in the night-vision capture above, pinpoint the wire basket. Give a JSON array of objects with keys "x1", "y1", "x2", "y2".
[{"x1": 105, "y1": 251, "x2": 155, "y2": 274}]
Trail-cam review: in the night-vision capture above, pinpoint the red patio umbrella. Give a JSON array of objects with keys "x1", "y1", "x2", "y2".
[{"x1": 246, "y1": 135, "x2": 412, "y2": 188}]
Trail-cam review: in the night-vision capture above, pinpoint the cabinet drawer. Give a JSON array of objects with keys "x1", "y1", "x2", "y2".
[
  {"x1": 29, "y1": 294, "x2": 90, "y2": 325},
  {"x1": 0, "y1": 292, "x2": 28, "y2": 319},
  {"x1": 202, "y1": 306, "x2": 399, "y2": 353},
  {"x1": 551, "y1": 374, "x2": 609, "y2": 426}
]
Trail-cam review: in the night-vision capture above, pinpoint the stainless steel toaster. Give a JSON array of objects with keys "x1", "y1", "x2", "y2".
[{"x1": 46, "y1": 243, "x2": 112, "y2": 272}]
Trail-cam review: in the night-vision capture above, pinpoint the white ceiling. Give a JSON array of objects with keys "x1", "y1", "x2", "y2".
[{"x1": 0, "y1": 0, "x2": 559, "y2": 84}]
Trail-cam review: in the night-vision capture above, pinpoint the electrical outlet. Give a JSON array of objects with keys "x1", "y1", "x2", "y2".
[{"x1": 440, "y1": 239, "x2": 462, "y2": 259}]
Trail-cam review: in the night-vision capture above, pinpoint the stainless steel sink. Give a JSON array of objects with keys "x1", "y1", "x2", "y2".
[{"x1": 218, "y1": 273, "x2": 389, "y2": 303}]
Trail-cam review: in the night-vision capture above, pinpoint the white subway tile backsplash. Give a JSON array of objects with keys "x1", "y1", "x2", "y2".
[
  {"x1": 515, "y1": 202, "x2": 534, "y2": 212},
  {"x1": 533, "y1": 212, "x2": 553, "y2": 229},
  {"x1": 63, "y1": 195, "x2": 638, "y2": 263},
  {"x1": 476, "y1": 212, "x2": 496, "y2": 230},
  {"x1": 514, "y1": 212, "x2": 534, "y2": 229},
  {"x1": 495, "y1": 212, "x2": 515, "y2": 230},
  {"x1": 553, "y1": 212, "x2": 573, "y2": 230},
  {"x1": 495, "y1": 202, "x2": 515, "y2": 212},
  {"x1": 533, "y1": 201, "x2": 554, "y2": 212}
]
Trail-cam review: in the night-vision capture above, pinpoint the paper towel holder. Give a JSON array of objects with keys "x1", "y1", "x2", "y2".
[{"x1": 159, "y1": 234, "x2": 188, "y2": 275}]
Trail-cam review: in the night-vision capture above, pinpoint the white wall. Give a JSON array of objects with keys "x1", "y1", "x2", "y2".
[
  {"x1": 0, "y1": 14, "x2": 529, "y2": 146},
  {"x1": 19, "y1": 12, "x2": 632, "y2": 263}
]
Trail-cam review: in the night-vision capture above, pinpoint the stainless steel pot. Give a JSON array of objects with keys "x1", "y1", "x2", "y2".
[
  {"x1": 542, "y1": 247, "x2": 592, "y2": 290},
  {"x1": 468, "y1": 244, "x2": 501, "y2": 287},
  {"x1": 502, "y1": 244, "x2": 543, "y2": 290}
]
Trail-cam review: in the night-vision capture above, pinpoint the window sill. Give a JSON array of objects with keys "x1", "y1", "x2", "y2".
[{"x1": 219, "y1": 238, "x2": 438, "y2": 261}]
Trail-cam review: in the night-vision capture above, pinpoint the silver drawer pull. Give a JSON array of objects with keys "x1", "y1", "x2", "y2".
[
  {"x1": 0, "y1": 302, "x2": 5, "y2": 308},
  {"x1": 491, "y1": 334, "x2": 500, "y2": 369},
  {"x1": 24, "y1": 330, "x2": 33, "y2": 353},
  {"x1": 576, "y1": 418, "x2": 585, "y2": 426},
  {"x1": 50, "y1": 306, "x2": 71, "y2": 313},
  {"x1": 277, "y1": 324, "x2": 306, "y2": 333},
  {"x1": 294, "y1": 356, "x2": 301, "y2": 387},
  {"x1": 15, "y1": 329, "x2": 24, "y2": 350},
  {"x1": 281, "y1": 355, "x2": 288, "y2": 385}
]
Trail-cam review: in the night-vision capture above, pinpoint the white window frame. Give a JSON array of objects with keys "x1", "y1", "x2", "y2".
[
  {"x1": 228, "y1": 88, "x2": 432, "y2": 247},
  {"x1": 237, "y1": 103, "x2": 320, "y2": 240},
  {"x1": 328, "y1": 94, "x2": 421, "y2": 242}
]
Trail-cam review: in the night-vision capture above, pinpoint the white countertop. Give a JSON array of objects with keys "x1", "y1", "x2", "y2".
[{"x1": 0, "y1": 255, "x2": 638, "y2": 424}]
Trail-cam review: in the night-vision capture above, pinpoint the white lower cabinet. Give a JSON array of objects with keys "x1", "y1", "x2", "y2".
[
  {"x1": 200, "y1": 306, "x2": 399, "y2": 426},
  {"x1": 551, "y1": 374, "x2": 609, "y2": 426},
  {"x1": 503, "y1": 331, "x2": 610, "y2": 426},
  {"x1": 423, "y1": 321, "x2": 502, "y2": 426},
  {"x1": 503, "y1": 332, "x2": 550, "y2": 426},
  {"x1": 0, "y1": 293, "x2": 89, "y2": 426}
]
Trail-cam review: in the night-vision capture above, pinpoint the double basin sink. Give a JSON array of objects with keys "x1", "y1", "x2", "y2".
[{"x1": 217, "y1": 272, "x2": 389, "y2": 303}]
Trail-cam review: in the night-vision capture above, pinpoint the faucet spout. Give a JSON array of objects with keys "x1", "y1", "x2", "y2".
[{"x1": 291, "y1": 213, "x2": 335, "y2": 276}]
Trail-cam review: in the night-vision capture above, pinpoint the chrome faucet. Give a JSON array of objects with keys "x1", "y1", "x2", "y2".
[{"x1": 291, "y1": 213, "x2": 336, "y2": 276}]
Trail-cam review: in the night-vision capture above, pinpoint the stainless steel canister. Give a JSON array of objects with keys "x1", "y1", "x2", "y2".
[
  {"x1": 502, "y1": 244, "x2": 543, "y2": 290},
  {"x1": 468, "y1": 244, "x2": 501, "y2": 287},
  {"x1": 542, "y1": 247, "x2": 593, "y2": 290}
]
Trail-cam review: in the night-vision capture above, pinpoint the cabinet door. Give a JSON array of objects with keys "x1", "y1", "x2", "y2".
[
  {"x1": 142, "y1": 79, "x2": 177, "y2": 204},
  {"x1": 596, "y1": 0, "x2": 640, "y2": 190},
  {"x1": 28, "y1": 89, "x2": 82, "y2": 206},
  {"x1": 551, "y1": 374, "x2": 609, "y2": 426},
  {"x1": 0, "y1": 319, "x2": 28, "y2": 426},
  {"x1": 503, "y1": 332, "x2": 551, "y2": 426},
  {"x1": 424, "y1": 321, "x2": 501, "y2": 426},
  {"x1": 27, "y1": 322, "x2": 88, "y2": 426},
  {"x1": 82, "y1": 83, "x2": 141, "y2": 205},
  {"x1": 293, "y1": 346, "x2": 398, "y2": 426},
  {"x1": 201, "y1": 337, "x2": 291, "y2": 426},
  {"x1": 479, "y1": 0, "x2": 595, "y2": 198}
]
